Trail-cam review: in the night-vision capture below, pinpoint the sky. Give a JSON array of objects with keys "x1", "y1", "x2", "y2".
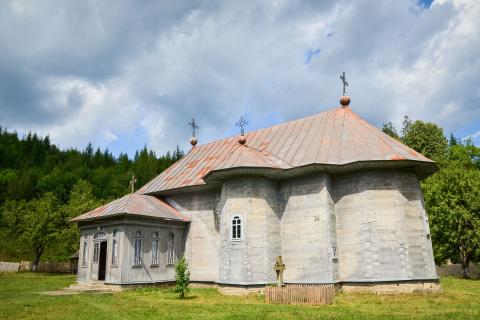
[{"x1": 0, "y1": 0, "x2": 479, "y2": 157}]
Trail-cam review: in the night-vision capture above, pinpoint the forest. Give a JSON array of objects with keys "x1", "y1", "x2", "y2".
[
  {"x1": 0, "y1": 116, "x2": 479, "y2": 276},
  {"x1": 0, "y1": 127, "x2": 183, "y2": 266}
]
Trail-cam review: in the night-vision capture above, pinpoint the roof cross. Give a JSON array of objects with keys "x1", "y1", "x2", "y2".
[
  {"x1": 129, "y1": 175, "x2": 137, "y2": 194},
  {"x1": 235, "y1": 116, "x2": 249, "y2": 135},
  {"x1": 340, "y1": 71, "x2": 349, "y2": 96},
  {"x1": 188, "y1": 117, "x2": 199, "y2": 137}
]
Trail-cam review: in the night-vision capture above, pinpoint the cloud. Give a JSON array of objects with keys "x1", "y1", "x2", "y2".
[{"x1": 0, "y1": 0, "x2": 479, "y2": 155}]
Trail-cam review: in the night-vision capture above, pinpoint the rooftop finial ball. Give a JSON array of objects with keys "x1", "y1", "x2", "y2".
[
  {"x1": 190, "y1": 137, "x2": 198, "y2": 146},
  {"x1": 238, "y1": 135, "x2": 247, "y2": 145},
  {"x1": 340, "y1": 95, "x2": 351, "y2": 107}
]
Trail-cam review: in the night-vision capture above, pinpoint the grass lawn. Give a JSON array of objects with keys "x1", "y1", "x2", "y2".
[{"x1": 0, "y1": 273, "x2": 479, "y2": 319}]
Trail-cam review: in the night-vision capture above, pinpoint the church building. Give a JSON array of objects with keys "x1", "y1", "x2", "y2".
[{"x1": 72, "y1": 94, "x2": 440, "y2": 293}]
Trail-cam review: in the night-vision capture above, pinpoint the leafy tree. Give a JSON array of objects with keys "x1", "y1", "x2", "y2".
[
  {"x1": 174, "y1": 256, "x2": 190, "y2": 299},
  {"x1": 422, "y1": 162, "x2": 480, "y2": 278},
  {"x1": 56, "y1": 180, "x2": 101, "y2": 259},
  {"x1": 382, "y1": 122, "x2": 399, "y2": 139},
  {"x1": 382, "y1": 116, "x2": 448, "y2": 161},
  {"x1": 2, "y1": 193, "x2": 63, "y2": 271},
  {"x1": 402, "y1": 120, "x2": 448, "y2": 161}
]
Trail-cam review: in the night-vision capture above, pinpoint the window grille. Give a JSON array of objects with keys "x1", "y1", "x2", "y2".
[
  {"x1": 93, "y1": 242, "x2": 100, "y2": 263},
  {"x1": 231, "y1": 216, "x2": 242, "y2": 240},
  {"x1": 111, "y1": 230, "x2": 119, "y2": 266},
  {"x1": 82, "y1": 241, "x2": 88, "y2": 267},
  {"x1": 151, "y1": 232, "x2": 159, "y2": 265},
  {"x1": 133, "y1": 231, "x2": 142, "y2": 266},
  {"x1": 167, "y1": 233, "x2": 175, "y2": 265},
  {"x1": 151, "y1": 240, "x2": 159, "y2": 265}
]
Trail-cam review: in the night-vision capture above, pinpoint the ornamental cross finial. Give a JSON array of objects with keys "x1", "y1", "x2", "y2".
[
  {"x1": 235, "y1": 116, "x2": 249, "y2": 135},
  {"x1": 129, "y1": 175, "x2": 137, "y2": 194},
  {"x1": 340, "y1": 71, "x2": 349, "y2": 96},
  {"x1": 188, "y1": 117, "x2": 199, "y2": 137}
]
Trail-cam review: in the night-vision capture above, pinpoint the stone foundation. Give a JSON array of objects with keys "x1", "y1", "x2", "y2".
[
  {"x1": 215, "y1": 280, "x2": 441, "y2": 296},
  {"x1": 217, "y1": 283, "x2": 266, "y2": 295},
  {"x1": 340, "y1": 280, "x2": 441, "y2": 294}
]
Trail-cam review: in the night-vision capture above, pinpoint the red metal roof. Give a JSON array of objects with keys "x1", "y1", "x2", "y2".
[
  {"x1": 138, "y1": 106, "x2": 436, "y2": 195},
  {"x1": 71, "y1": 194, "x2": 189, "y2": 222}
]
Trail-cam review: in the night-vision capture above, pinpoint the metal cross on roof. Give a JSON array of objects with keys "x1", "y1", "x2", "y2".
[
  {"x1": 235, "y1": 116, "x2": 249, "y2": 135},
  {"x1": 340, "y1": 71, "x2": 349, "y2": 96},
  {"x1": 188, "y1": 117, "x2": 199, "y2": 137},
  {"x1": 129, "y1": 175, "x2": 137, "y2": 194}
]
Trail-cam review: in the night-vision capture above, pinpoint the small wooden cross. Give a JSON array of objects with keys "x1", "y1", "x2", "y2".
[
  {"x1": 129, "y1": 175, "x2": 137, "y2": 194},
  {"x1": 274, "y1": 255, "x2": 286, "y2": 287}
]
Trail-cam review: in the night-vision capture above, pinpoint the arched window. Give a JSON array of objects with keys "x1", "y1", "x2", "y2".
[
  {"x1": 151, "y1": 232, "x2": 159, "y2": 266},
  {"x1": 81, "y1": 234, "x2": 89, "y2": 267},
  {"x1": 94, "y1": 232, "x2": 107, "y2": 240},
  {"x1": 231, "y1": 216, "x2": 242, "y2": 240},
  {"x1": 133, "y1": 230, "x2": 143, "y2": 266},
  {"x1": 111, "y1": 230, "x2": 119, "y2": 266},
  {"x1": 167, "y1": 233, "x2": 175, "y2": 266}
]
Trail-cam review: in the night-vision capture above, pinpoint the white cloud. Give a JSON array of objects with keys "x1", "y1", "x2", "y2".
[{"x1": 0, "y1": 0, "x2": 479, "y2": 155}]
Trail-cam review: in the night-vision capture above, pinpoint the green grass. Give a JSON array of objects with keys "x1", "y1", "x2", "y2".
[{"x1": 0, "y1": 273, "x2": 479, "y2": 319}]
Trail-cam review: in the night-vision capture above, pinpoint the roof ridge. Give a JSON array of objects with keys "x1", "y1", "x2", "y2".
[
  {"x1": 122, "y1": 193, "x2": 134, "y2": 213},
  {"x1": 347, "y1": 108, "x2": 431, "y2": 161},
  {"x1": 236, "y1": 144, "x2": 293, "y2": 168},
  {"x1": 194, "y1": 107, "x2": 341, "y2": 150}
]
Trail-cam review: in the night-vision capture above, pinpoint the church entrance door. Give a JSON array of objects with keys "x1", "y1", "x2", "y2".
[{"x1": 98, "y1": 241, "x2": 107, "y2": 281}]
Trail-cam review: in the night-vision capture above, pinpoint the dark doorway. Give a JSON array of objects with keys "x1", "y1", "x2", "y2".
[{"x1": 98, "y1": 241, "x2": 107, "y2": 281}]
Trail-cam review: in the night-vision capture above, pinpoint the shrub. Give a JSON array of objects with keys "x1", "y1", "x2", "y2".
[{"x1": 174, "y1": 256, "x2": 190, "y2": 299}]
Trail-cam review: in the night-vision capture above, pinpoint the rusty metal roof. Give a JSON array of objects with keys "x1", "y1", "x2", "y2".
[
  {"x1": 138, "y1": 106, "x2": 437, "y2": 195},
  {"x1": 71, "y1": 194, "x2": 189, "y2": 222}
]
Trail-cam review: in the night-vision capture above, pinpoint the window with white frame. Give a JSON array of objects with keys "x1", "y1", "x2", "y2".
[
  {"x1": 167, "y1": 233, "x2": 175, "y2": 266},
  {"x1": 93, "y1": 242, "x2": 100, "y2": 263},
  {"x1": 151, "y1": 232, "x2": 159, "y2": 266},
  {"x1": 231, "y1": 215, "x2": 242, "y2": 240},
  {"x1": 111, "y1": 230, "x2": 119, "y2": 266},
  {"x1": 133, "y1": 230, "x2": 142, "y2": 266},
  {"x1": 81, "y1": 235, "x2": 88, "y2": 267}
]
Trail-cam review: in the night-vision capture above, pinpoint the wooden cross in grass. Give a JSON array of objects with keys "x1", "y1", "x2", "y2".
[{"x1": 274, "y1": 256, "x2": 286, "y2": 287}]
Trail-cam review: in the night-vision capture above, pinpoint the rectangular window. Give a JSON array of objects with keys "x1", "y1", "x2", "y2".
[
  {"x1": 151, "y1": 240, "x2": 159, "y2": 265},
  {"x1": 111, "y1": 239, "x2": 118, "y2": 266},
  {"x1": 82, "y1": 241, "x2": 88, "y2": 267},
  {"x1": 134, "y1": 238, "x2": 142, "y2": 265},
  {"x1": 93, "y1": 242, "x2": 100, "y2": 263}
]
